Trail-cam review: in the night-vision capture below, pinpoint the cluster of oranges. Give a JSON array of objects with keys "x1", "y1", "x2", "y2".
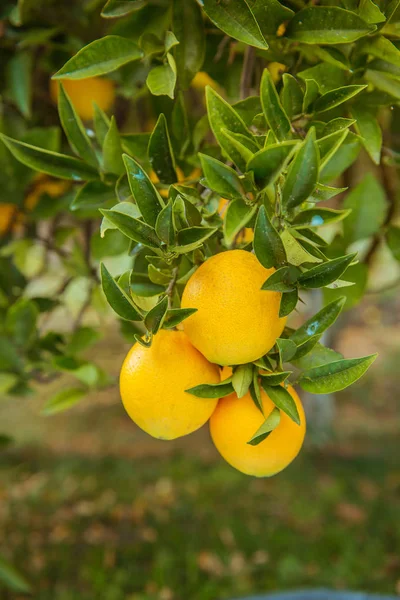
[{"x1": 120, "y1": 250, "x2": 306, "y2": 478}]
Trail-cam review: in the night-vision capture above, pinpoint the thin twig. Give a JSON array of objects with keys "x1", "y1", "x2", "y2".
[{"x1": 166, "y1": 266, "x2": 179, "y2": 309}]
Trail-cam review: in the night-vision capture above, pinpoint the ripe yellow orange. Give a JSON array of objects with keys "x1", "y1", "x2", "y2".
[
  {"x1": 181, "y1": 250, "x2": 286, "y2": 365},
  {"x1": 210, "y1": 385, "x2": 306, "y2": 476},
  {"x1": 191, "y1": 71, "x2": 221, "y2": 92},
  {"x1": 50, "y1": 77, "x2": 115, "y2": 121},
  {"x1": 0, "y1": 204, "x2": 19, "y2": 235},
  {"x1": 218, "y1": 198, "x2": 254, "y2": 244},
  {"x1": 120, "y1": 329, "x2": 220, "y2": 440}
]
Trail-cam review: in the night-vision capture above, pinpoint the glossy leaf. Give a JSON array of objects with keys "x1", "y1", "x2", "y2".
[
  {"x1": 247, "y1": 142, "x2": 296, "y2": 189},
  {"x1": 281, "y1": 74, "x2": 303, "y2": 120},
  {"x1": 172, "y1": 227, "x2": 217, "y2": 253},
  {"x1": 314, "y1": 85, "x2": 367, "y2": 114},
  {"x1": 53, "y1": 36, "x2": 143, "y2": 79},
  {"x1": 260, "y1": 69, "x2": 291, "y2": 141},
  {"x1": 249, "y1": 0, "x2": 294, "y2": 36},
  {"x1": 298, "y1": 254, "x2": 356, "y2": 289},
  {"x1": 186, "y1": 379, "x2": 234, "y2": 398},
  {"x1": 101, "y1": 263, "x2": 142, "y2": 321},
  {"x1": 291, "y1": 334, "x2": 321, "y2": 361},
  {"x1": 292, "y1": 207, "x2": 350, "y2": 228},
  {"x1": 155, "y1": 200, "x2": 175, "y2": 246},
  {"x1": 0, "y1": 134, "x2": 99, "y2": 181},
  {"x1": 163, "y1": 307, "x2": 198, "y2": 328},
  {"x1": 100, "y1": 209, "x2": 160, "y2": 248},
  {"x1": 200, "y1": 154, "x2": 244, "y2": 199},
  {"x1": 303, "y1": 79, "x2": 319, "y2": 112},
  {"x1": 173, "y1": 0, "x2": 205, "y2": 88},
  {"x1": 263, "y1": 384, "x2": 300, "y2": 425},
  {"x1": 103, "y1": 117, "x2": 124, "y2": 175},
  {"x1": 147, "y1": 53, "x2": 177, "y2": 99},
  {"x1": 286, "y1": 7, "x2": 374, "y2": 44},
  {"x1": 224, "y1": 199, "x2": 257, "y2": 246},
  {"x1": 201, "y1": 0, "x2": 268, "y2": 49},
  {"x1": 101, "y1": 0, "x2": 145, "y2": 18},
  {"x1": 280, "y1": 230, "x2": 321, "y2": 266},
  {"x1": 311, "y1": 183, "x2": 347, "y2": 203},
  {"x1": 282, "y1": 128, "x2": 319, "y2": 210},
  {"x1": 247, "y1": 407, "x2": 281, "y2": 446},
  {"x1": 291, "y1": 297, "x2": 346, "y2": 346},
  {"x1": 259, "y1": 371, "x2": 291, "y2": 386},
  {"x1": 293, "y1": 343, "x2": 343, "y2": 370},
  {"x1": 72, "y1": 181, "x2": 115, "y2": 211},
  {"x1": 253, "y1": 205, "x2": 286, "y2": 269},
  {"x1": 144, "y1": 296, "x2": 168, "y2": 334},
  {"x1": 299, "y1": 354, "x2": 377, "y2": 394},
  {"x1": 279, "y1": 288, "x2": 298, "y2": 317},
  {"x1": 220, "y1": 129, "x2": 257, "y2": 164},
  {"x1": 232, "y1": 364, "x2": 253, "y2": 398},
  {"x1": 275, "y1": 338, "x2": 297, "y2": 363},
  {"x1": 148, "y1": 114, "x2": 176, "y2": 184},
  {"x1": 57, "y1": 83, "x2": 98, "y2": 167},
  {"x1": 262, "y1": 265, "x2": 300, "y2": 292},
  {"x1": 123, "y1": 154, "x2": 164, "y2": 226}
]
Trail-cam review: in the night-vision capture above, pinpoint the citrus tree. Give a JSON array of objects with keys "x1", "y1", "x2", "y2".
[{"x1": 2, "y1": 0, "x2": 400, "y2": 484}]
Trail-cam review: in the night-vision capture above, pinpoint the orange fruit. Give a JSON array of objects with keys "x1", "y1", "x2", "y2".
[
  {"x1": 210, "y1": 385, "x2": 306, "y2": 476},
  {"x1": 181, "y1": 250, "x2": 286, "y2": 365},
  {"x1": 0, "y1": 204, "x2": 19, "y2": 235},
  {"x1": 119, "y1": 329, "x2": 220, "y2": 440},
  {"x1": 50, "y1": 77, "x2": 115, "y2": 121}
]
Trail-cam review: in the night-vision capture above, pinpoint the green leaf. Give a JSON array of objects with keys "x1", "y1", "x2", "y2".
[
  {"x1": 57, "y1": 83, "x2": 98, "y2": 167},
  {"x1": 100, "y1": 209, "x2": 160, "y2": 248},
  {"x1": 6, "y1": 51, "x2": 32, "y2": 119},
  {"x1": 42, "y1": 387, "x2": 87, "y2": 415},
  {"x1": 358, "y1": 0, "x2": 386, "y2": 23},
  {"x1": 155, "y1": 200, "x2": 175, "y2": 245},
  {"x1": 247, "y1": 142, "x2": 296, "y2": 189},
  {"x1": 0, "y1": 133, "x2": 99, "y2": 181},
  {"x1": 93, "y1": 104, "x2": 111, "y2": 146},
  {"x1": 101, "y1": 263, "x2": 142, "y2": 320},
  {"x1": 311, "y1": 183, "x2": 347, "y2": 203},
  {"x1": 299, "y1": 354, "x2": 377, "y2": 394},
  {"x1": 279, "y1": 288, "x2": 298, "y2": 317},
  {"x1": 0, "y1": 555, "x2": 31, "y2": 593},
  {"x1": 224, "y1": 199, "x2": 257, "y2": 246},
  {"x1": 173, "y1": 0, "x2": 205, "y2": 88},
  {"x1": 281, "y1": 74, "x2": 304, "y2": 120},
  {"x1": 144, "y1": 296, "x2": 168, "y2": 334},
  {"x1": 53, "y1": 35, "x2": 143, "y2": 79},
  {"x1": 103, "y1": 117, "x2": 124, "y2": 175},
  {"x1": 262, "y1": 265, "x2": 300, "y2": 292},
  {"x1": 286, "y1": 7, "x2": 374, "y2": 44},
  {"x1": 148, "y1": 114, "x2": 177, "y2": 184},
  {"x1": 343, "y1": 173, "x2": 387, "y2": 244},
  {"x1": 314, "y1": 85, "x2": 367, "y2": 114},
  {"x1": 163, "y1": 307, "x2": 198, "y2": 328},
  {"x1": 232, "y1": 364, "x2": 253, "y2": 398},
  {"x1": 206, "y1": 87, "x2": 251, "y2": 171},
  {"x1": 351, "y1": 105, "x2": 382, "y2": 164},
  {"x1": 282, "y1": 128, "x2": 319, "y2": 210},
  {"x1": 172, "y1": 227, "x2": 217, "y2": 253},
  {"x1": 323, "y1": 263, "x2": 368, "y2": 309},
  {"x1": 101, "y1": 0, "x2": 145, "y2": 18},
  {"x1": 200, "y1": 154, "x2": 244, "y2": 200},
  {"x1": 293, "y1": 342, "x2": 342, "y2": 370},
  {"x1": 263, "y1": 384, "x2": 300, "y2": 425},
  {"x1": 387, "y1": 225, "x2": 400, "y2": 261},
  {"x1": 0, "y1": 373, "x2": 18, "y2": 394},
  {"x1": 298, "y1": 254, "x2": 356, "y2": 289},
  {"x1": 250, "y1": 371, "x2": 264, "y2": 413},
  {"x1": 122, "y1": 132, "x2": 151, "y2": 159},
  {"x1": 6, "y1": 298, "x2": 38, "y2": 348},
  {"x1": 281, "y1": 230, "x2": 321, "y2": 266},
  {"x1": 298, "y1": 63, "x2": 347, "y2": 95},
  {"x1": 248, "y1": 0, "x2": 294, "y2": 36},
  {"x1": 173, "y1": 195, "x2": 202, "y2": 229},
  {"x1": 303, "y1": 79, "x2": 319, "y2": 112},
  {"x1": 254, "y1": 205, "x2": 286, "y2": 269},
  {"x1": 201, "y1": 0, "x2": 268, "y2": 50},
  {"x1": 71, "y1": 181, "x2": 116, "y2": 211},
  {"x1": 146, "y1": 53, "x2": 177, "y2": 99},
  {"x1": 291, "y1": 297, "x2": 346, "y2": 346},
  {"x1": 365, "y1": 69, "x2": 400, "y2": 100},
  {"x1": 259, "y1": 371, "x2": 291, "y2": 386},
  {"x1": 67, "y1": 327, "x2": 101, "y2": 355},
  {"x1": 291, "y1": 334, "x2": 321, "y2": 361},
  {"x1": 362, "y1": 35, "x2": 400, "y2": 67},
  {"x1": 292, "y1": 207, "x2": 350, "y2": 229},
  {"x1": 275, "y1": 337, "x2": 297, "y2": 363},
  {"x1": 220, "y1": 129, "x2": 259, "y2": 165},
  {"x1": 260, "y1": 69, "x2": 291, "y2": 142},
  {"x1": 186, "y1": 379, "x2": 234, "y2": 399},
  {"x1": 247, "y1": 407, "x2": 281, "y2": 446},
  {"x1": 123, "y1": 154, "x2": 164, "y2": 226}
]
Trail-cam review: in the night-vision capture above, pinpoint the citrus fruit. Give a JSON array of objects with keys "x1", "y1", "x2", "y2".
[
  {"x1": 267, "y1": 62, "x2": 287, "y2": 83},
  {"x1": 181, "y1": 250, "x2": 286, "y2": 365},
  {"x1": 25, "y1": 175, "x2": 70, "y2": 211},
  {"x1": 120, "y1": 329, "x2": 220, "y2": 440},
  {"x1": 210, "y1": 385, "x2": 306, "y2": 476},
  {"x1": 50, "y1": 77, "x2": 115, "y2": 120},
  {"x1": 0, "y1": 204, "x2": 19, "y2": 235}
]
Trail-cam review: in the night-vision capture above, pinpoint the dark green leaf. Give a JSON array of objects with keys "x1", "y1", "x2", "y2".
[
  {"x1": 122, "y1": 133, "x2": 151, "y2": 159},
  {"x1": 42, "y1": 387, "x2": 87, "y2": 415},
  {"x1": 155, "y1": 200, "x2": 175, "y2": 245},
  {"x1": 0, "y1": 134, "x2": 99, "y2": 181},
  {"x1": 303, "y1": 79, "x2": 319, "y2": 112},
  {"x1": 275, "y1": 337, "x2": 297, "y2": 363},
  {"x1": 263, "y1": 384, "x2": 300, "y2": 425},
  {"x1": 248, "y1": 0, "x2": 294, "y2": 36},
  {"x1": 279, "y1": 288, "x2": 298, "y2": 317},
  {"x1": 224, "y1": 199, "x2": 257, "y2": 246},
  {"x1": 200, "y1": 153, "x2": 244, "y2": 199},
  {"x1": 172, "y1": 227, "x2": 217, "y2": 253},
  {"x1": 281, "y1": 73, "x2": 304, "y2": 120},
  {"x1": 101, "y1": 263, "x2": 142, "y2": 320},
  {"x1": 232, "y1": 364, "x2": 253, "y2": 398},
  {"x1": 343, "y1": 173, "x2": 387, "y2": 244},
  {"x1": 250, "y1": 371, "x2": 264, "y2": 413},
  {"x1": 6, "y1": 51, "x2": 32, "y2": 119},
  {"x1": 148, "y1": 114, "x2": 177, "y2": 184},
  {"x1": 53, "y1": 36, "x2": 143, "y2": 79},
  {"x1": 247, "y1": 407, "x2": 281, "y2": 445},
  {"x1": 71, "y1": 181, "x2": 116, "y2": 211},
  {"x1": 58, "y1": 83, "x2": 98, "y2": 167},
  {"x1": 144, "y1": 296, "x2": 168, "y2": 334},
  {"x1": 247, "y1": 142, "x2": 296, "y2": 189},
  {"x1": 202, "y1": 0, "x2": 268, "y2": 49},
  {"x1": 163, "y1": 307, "x2": 198, "y2": 328},
  {"x1": 123, "y1": 154, "x2": 164, "y2": 226},
  {"x1": 101, "y1": 0, "x2": 145, "y2": 18},
  {"x1": 299, "y1": 354, "x2": 377, "y2": 393},
  {"x1": 186, "y1": 379, "x2": 234, "y2": 398},
  {"x1": 314, "y1": 85, "x2": 367, "y2": 114},
  {"x1": 282, "y1": 128, "x2": 319, "y2": 210},
  {"x1": 93, "y1": 104, "x2": 111, "y2": 146},
  {"x1": 310, "y1": 183, "x2": 347, "y2": 203},
  {"x1": 291, "y1": 296, "x2": 346, "y2": 346},
  {"x1": 293, "y1": 342, "x2": 342, "y2": 370},
  {"x1": 262, "y1": 265, "x2": 300, "y2": 292},
  {"x1": 220, "y1": 129, "x2": 257, "y2": 164},
  {"x1": 254, "y1": 205, "x2": 286, "y2": 269},
  {"x1": 286, "y1": 7, "x2": 374, "y2": 44},
  {"x1": 298, "y1": 254, "x2": 356, "y2": 289},
  {"x1": 259, "y1": 371, "x2": 291, "y2": 386},
  {"x1": 351, "y1": 105, "x2": 382, "y2": 164},
  {"x1": 292, "y1": 207, "x2": 350, "y2": 228},
  {"x1": 103, "y1": 117, "x2": 124, "y2": 175},
  {"x1": 260, "y1": 69, "x2": 291, "y2": 141},
  {"x1": 100, "y1": 209, "x2": 160, "y2": 248},
  {"x1": 291, "y1": 334, "x2": 321, "y2": 361},
  {"x1": 173, "y1": 0, "x2": 205, "y2": 88}
]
